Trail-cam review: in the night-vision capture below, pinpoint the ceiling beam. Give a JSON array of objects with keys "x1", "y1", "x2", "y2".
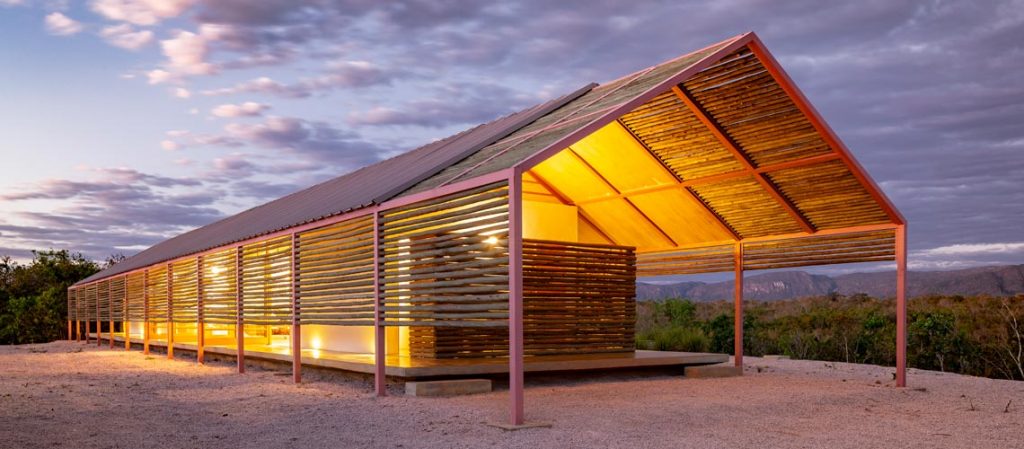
[
  {"x1": 564, "y1": 148, "x2": 679, "y2": 248},
  {"x1": 575, "y1": 152, "x2": 841, "y2": 207},
  {"x1": 615, "y1": 120, "x2": 741, "y2": 241},
  {"x1": 671, "y1": 85, "x2": 816, "y2": 234}
]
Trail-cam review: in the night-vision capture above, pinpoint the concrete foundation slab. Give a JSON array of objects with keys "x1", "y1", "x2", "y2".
[
  {"x1": 685, "y1": 364, "x2": 743, "y2": 378},
  {"x1": 406, "y1": 379, "x2": 492, "y2": 397}
]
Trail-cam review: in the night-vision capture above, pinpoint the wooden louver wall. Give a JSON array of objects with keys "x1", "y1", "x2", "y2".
[
  {"x1": 110, "y1": 276, "x2": 126, "y2": 323},
  {"x1": 97, "y1": 279, "x2": 110, "y2": 322},
  {"x1": 407, "y1": 239, "x2": 637, "y2": 359},
  {"x1": 742, "y1": 229, "x2": 896, "y2": 270},
  {"x1": 201, "y1": 249, "x2": 237, "y2": 325},
  {"x1": 523, "y1": 240, "x2": 636, "y2": 355},
  {"x1": 380, "y1": 182, "x2": 510, "y2": 329},
  {"x1": 83, "y1": 283, "x2": 97, "y2": 322},
  {"x1": 125, "y1": 271, "x2": 146, "y2": 323},
  {"x1": 170, "y1": 258, "x2": 199, "y2": 325},
  {"x1": 146, "y1": 266, "x2": 168, "y2": 323},
  {"x1": 239, "y1": 236, "x2": 292, "y2": 325},
  {"x1": 295, "y1": 215, "x2": 375, "y2": 326},
  {"x1": 68, "y1": 288, "x2": 77, "y2": 321},
  {"x1": 637, "y1": 244, "x2": 735, "y2": 277}
]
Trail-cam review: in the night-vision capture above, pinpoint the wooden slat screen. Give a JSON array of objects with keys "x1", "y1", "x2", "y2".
[
  {"x1": 379, "y1": 182, "x2": 510, "y2": 328},
  {"x1": 170, "y1": 258, "x2": 199, "y2": 324},
  {"x1": 86, "y1": 283, "x2": 98, "y2": 321},
  {"x1": 742, "y1": 229, "x2": 896, "y2": 270},
  {"x1": 146, "y1": 266, "x2": 169, "y2": 323},
  {"x1": 110, "y1": 276, "x2": 126, "y2": 322},
  {"x1": 201, "y1": 249, "x2": 237, "y2": 325},
  {"x1": 409, "y1": 239, "x2": 637, "y2": 358},
  {"x1": 240, "y1": 236, "x2": 292, "y2": 325},
  {"x1": 125, "y1": 272, "x2": 146, "y2": 322},
  {"x1": 97, "y1": 279, "x2": 110, "y2": 322},
  {"x1": 68, "y1": 288, "x2": 77, "y2": 320},
  {"x1": 295, "y1": 215, "x2": 374, "y2": 326},
  {"x1": 637, "y1": 244, "x2": 735, "y2": 276},
  {"x1": 523, "y1": 239, "x2": 636, "y2": 355}
]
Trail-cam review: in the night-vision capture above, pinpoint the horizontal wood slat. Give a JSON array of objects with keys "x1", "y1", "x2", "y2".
[
  {"x1": 146, "y1": 266, "x2": 168, "y2": 323},
  {"x1": 170, "y1": 258, "x2": 199, "y2": 323},
  {"x1": 126, "y1": 271, "x2": 145, "y2": 321},
  {"x1": 201, "y1": 249, "x2": 237, "y2": 324},
  {"x1": 110, "y1": 276, "x2": 126, "y2": 322},
  {"x1": 296, "y1": 215, "x2": 375, "y2": 326},
  {"x1": 742, "y1": 229, "x2": 896, "y2": 270},
  {"x1": 380, "y1": 182, "x2": 510, "y2": 329},
  {"x1": 239, "y1": 236, "x2": 292, "y2": 326},
  {"x1": 411, "y1": 239, "x2": 636, "y2": 358},
  {"x1": 97, "y1": 279, "x2": 110, "y2": 321}
]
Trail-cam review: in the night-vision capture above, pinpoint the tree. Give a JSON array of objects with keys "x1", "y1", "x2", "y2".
[{"x1": 0, "y1": 250, "x2": 100, "y2": 343}]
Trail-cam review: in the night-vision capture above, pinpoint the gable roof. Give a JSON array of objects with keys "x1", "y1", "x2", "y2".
[{"x1": 76, "y1": 31, "x2": 903, "y2": 286}]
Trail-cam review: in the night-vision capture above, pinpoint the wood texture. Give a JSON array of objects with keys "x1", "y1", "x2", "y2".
[
  {"x1": 239, "y1": 236, "x2": 292, "y2": 326},
  {"x1": 201, "y1": 248, "x2": 237, "y2": 325},
  {"x1": 295, "y1": 215, "x2": 375, "y2": 326},
  {"x1": 380, "y1": 182, "x2": 510, "y2": 329}
]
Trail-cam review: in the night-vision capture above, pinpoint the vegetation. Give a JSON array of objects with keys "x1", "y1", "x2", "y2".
[
  {"x1": 0, "y1": 250, "x2": 101, "y2": 344},
  {"x1": 637, "y1": 294, "x2": 1024, "y2": 381}
]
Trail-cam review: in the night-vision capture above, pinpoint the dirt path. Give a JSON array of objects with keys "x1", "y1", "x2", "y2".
[{"x1": 1, "y1": 341, "x2": 1022, "y2": 449}]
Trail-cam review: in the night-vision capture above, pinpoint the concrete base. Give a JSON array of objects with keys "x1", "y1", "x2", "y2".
[
  {"x1": 487, "y1": 421, "x2": 553, "y2": 431},
  {"x1": 763, "y1": 355, "x2": 791, "y2": 361},
  {"x1": 685, "y1": 363, "x2": 743, "y2": 379},
  {"x1": 405, "y1": 379, "x2": 492, "y2": 397}
]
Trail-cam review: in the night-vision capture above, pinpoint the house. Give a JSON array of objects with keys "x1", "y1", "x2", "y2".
[{"x1": 67, "y1": 32, "x2": 907, "y2": 426}]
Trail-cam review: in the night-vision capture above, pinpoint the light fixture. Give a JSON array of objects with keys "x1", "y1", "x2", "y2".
[{"x1": 485, "y1": 236, "x2": 499, "y2": 245}]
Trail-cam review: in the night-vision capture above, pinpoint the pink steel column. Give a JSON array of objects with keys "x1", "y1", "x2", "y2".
[
  {"x1": 373, "y1": 210, "x2": 386, "y2": 396},
  {"x1": 236, "y1": 246, "x2": 245, "y2": 374},
  {"x1": 291, "y1": 233, "x2": 301, "y2": 383},
  {"x1": 895, "y1": 224, "x2": 908, "y2": 387},
  {"x1": 197, "y1": 257, "x2": 205, "y2": 364},
  {"x1": 167, "y1": 264, "x2": 174, "y2": 360},
  {"x1": 143, "y1": 272, "x2": 150, "y2": 355},
  {"x1": 734, "y1": 242, "x2": 744, "y2": 368},
  {"x1": 508, "y1": 172, "x2": 525, "y2": 426}
]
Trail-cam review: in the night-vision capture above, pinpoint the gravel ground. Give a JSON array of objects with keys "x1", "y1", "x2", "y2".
[{"x1": 1, "y1": 341, "x2": 1022, "y2": 449}]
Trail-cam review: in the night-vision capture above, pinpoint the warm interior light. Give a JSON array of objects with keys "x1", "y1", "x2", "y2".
[
  {"x1": 211, "y1": 329, "x2": 228, "y2": 336},
  {"x1": 484, "y1": 236, "x2": 499, "y2": 245},
  {"x1": 209, "y1": 265, "x2": 225, "y2": 276}
]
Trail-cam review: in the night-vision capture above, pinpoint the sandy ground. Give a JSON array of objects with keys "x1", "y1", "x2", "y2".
[{"x1": 1, "y1": 342, "x2": 1022, "y2": 449}]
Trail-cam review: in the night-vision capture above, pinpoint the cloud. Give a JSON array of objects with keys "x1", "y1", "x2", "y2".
[
  {"x1": 44, "y1": 12, "x2": 84, "y2": 36},
  {"x1": 202, "y1": 62, "x2": 399, "y2": 98},
  {"x1": 0, "y1": 166, "x2": 221, "y2": 260},
  {"x1": 160, "y1": 29, "x2": 216, "y2": 75},
  {"x1": 173, "y1": 87, "x2": 191, "y2": 98},
  {"x1": 160, "y1": 140, "x2": 179, "y2": 150},
  {"x1": 90, "y1": 0, "x2": 195, "y2": 26},
  {"x1": 1, "y1": 0, "x2": 26, "y2": 7},
  {"x1": 346, "y1": 83, "x2": 532, "y2": 127},
  {"x1": 210, "y1": 101, "x2": 268, "y2": 117},
  {"x1": 918, "y1": 243, "x2": 1024, "y2": 257},
  {"x1": 99, "y1": 24, "x2": 154, "y2": 49},
  {"x1": 146, "y1": 69, "x2": 174, "y2": 84},
  {"x1": 223, "y1": 116, "x2": 384, "y2": 167}
]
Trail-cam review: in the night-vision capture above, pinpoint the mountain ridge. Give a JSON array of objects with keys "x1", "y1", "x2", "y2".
[{"x1": 637, "y1": 264, "x2": 1024, "y2": 301}]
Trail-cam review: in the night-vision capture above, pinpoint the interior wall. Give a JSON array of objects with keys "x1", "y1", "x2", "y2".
[
  {"x1": 523, "y1": 200, "x2": 578, "y2": 241},
  {"x1": 301, "y1": 324, "x2": 376, "y2": 354}
]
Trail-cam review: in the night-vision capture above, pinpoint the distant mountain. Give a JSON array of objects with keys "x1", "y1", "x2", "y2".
[{"x1": 637, "y1": 264, "x2": 1024, "y2": 301}]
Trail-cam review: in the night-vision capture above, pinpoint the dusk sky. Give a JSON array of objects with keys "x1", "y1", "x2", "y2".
[{"x1": 0, "y1": 0, "x2": 1021, "y2": 274}]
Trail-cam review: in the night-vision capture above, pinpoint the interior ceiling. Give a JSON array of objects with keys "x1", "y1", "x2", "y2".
[{"x1": 527, "y1": 46, "x2": 894, "y2": 254}]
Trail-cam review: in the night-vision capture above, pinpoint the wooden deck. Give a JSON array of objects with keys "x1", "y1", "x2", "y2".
[{"x1": 96, "y1": 333, "x2": 727, "y2": 379}]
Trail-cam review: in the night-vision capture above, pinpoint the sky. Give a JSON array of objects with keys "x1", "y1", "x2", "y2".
[{"x1": 0, "y1": 0, "x2": 1022, "y2": 275}]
